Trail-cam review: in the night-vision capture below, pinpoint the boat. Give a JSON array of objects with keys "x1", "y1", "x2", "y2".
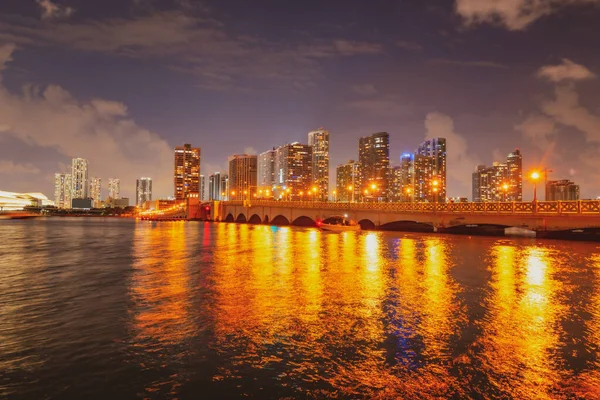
[
  {"x1": 0, "y1": 212, "x2": 39, "y2": 220},
  {"x1": 318, "y1": 215, "x2": 360, "y2": 232}
]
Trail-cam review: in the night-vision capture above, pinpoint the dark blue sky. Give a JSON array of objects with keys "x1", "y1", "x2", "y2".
[{"x1": 1, "y1": 0, "x2": 600, "y2": 199}]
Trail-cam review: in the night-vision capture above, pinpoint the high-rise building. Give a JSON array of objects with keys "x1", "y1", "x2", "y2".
[
  {"x1": 71, "y1": 158, "x2": 88, "y2": 199},
  {"x1": 358, "y1": 132, "x2": 390, "y2": 201},
  {"x1": 413, "y1": 154, "x2": 434, "y2": 202},
  {"x1": 472, "y1": 150, "x2": 523, "y2": 202},
  {"x1": 258, "y1": 149, "x2": 276, "y2": 193},
  {"x1": 546, "y1": 180, "x2": 580, "y2": 201},
  {"x1": 54, "y1": 173, "x2": 72, "y2": 209},
  {"x1": 390, "y1": 166, "x2": 403, "y2": 202},
  {"x1": 174, "y1": 144, "x2": 201, "y2": 201},
  {"x1": 108, "y1": 178, "x2": 120, "y2": 200},
  {"x1": 228, "y1": 155, "x2": 258, "y2": 200},
  {"x1": 416, "y1": 138, "x2": 447, "y2": 202},
  {"x1": 506, "y1": 149, "x2": 523, "y2": 201},
  {"x1": 274, "y1": 143, "x2": 313, "y2": 200},
  {"x1": 200, "y1": 175, "x2": 206, "y2": 201},
  {"x1": 220, "y1": 174, "x2": 229, "y2": 200},
  {"x1": 308, "y1": 129, "x2": 330, "y2": 201},
  {"x1": 336, "y1": 160, "x2": 360, "y2": 202},
  {"x1": 89, "y1": 177, "x2": 101, "y2": 207},
  {"x1": 136, "y1": 177, "x2": 152, "y2": 206},
  {"x1": 209, "y1": 172, "x2": 223, "y2": 201},
  {"x1": 399, "y1": 154, "x2": 414, "y2": 202}
]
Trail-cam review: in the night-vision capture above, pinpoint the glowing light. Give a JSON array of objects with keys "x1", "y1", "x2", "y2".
[
  {"x1": 370, "y1": 184, "x2": 376, "y2": 190},
  {"x1": 530, "y1": 171, "x2": 540, "y2": 181}
]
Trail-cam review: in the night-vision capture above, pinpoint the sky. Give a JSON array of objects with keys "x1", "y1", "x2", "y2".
[{"x1": 1, "y1": 0, "x2": 600, "y2": 200}]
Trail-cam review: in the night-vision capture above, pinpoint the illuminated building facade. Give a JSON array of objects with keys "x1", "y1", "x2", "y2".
[
  {"x1": 399, "y1": 154, "x2": 414, "y2": 202},
  {"x1": 308, "y1": 129, "x2": 329, "y2": 201},
  {"x1": 358, "y1": 132, "x2": 389, "y2": 201},
  {"x1": 54, "y1": 173, "x2": 72, "y2": 209},
  {"x1": 390, "y1": 166, "x2": 402, "y2": 202},
  {"x1": 546, "y1": 180, "x2": 580, "y2": 201},
  {"x1": 174, "y1": 144, "x2": 201, "y2": 201},
  {"x1": 336, "y1": 160, "x2": 360, "y2": 202},
  {"x1": 416, "y1": 138, "x2": 446, "y2": 202},
  {"x1": 1, "y1": 191, "x2": 53, "y2": 211},
  {"x1": 209, "y1": 172, "x2": 225, "y2": 201},
  {"x1": 472, "y1": 150, "x2": 523, "y2": 202},
  {"x1": 89, "y1": 177, "x2": 101, "y2": 207},
  {"x1": 258, "y1": 149, "x2": 276, "y2": 193},
  {"x1": 71, "y1": 157, "x2": 89, "y2": 200},
  {"x1": 200, "y1": 175, "x2": 206, "y2": 201},
  {"x1": 136, "y1": 177, "x2": 152, "y2": 206},
  {"x1": 108, "y1": 178, "x2": 120, "y2": 200},
  {"x1": 412, "y1": 154, "x2": 434, "y2": 202},
  {"x1": 228, "y1": 155, "x2": 258, "y2": 200},
  {"x1": 274, "y1": 143, "x2": 312, "y2": 200}
]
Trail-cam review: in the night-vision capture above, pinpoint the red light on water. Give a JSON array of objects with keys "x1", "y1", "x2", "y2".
[{"x1": 316, "y1": 220, "x2": 322, "y2": 226}]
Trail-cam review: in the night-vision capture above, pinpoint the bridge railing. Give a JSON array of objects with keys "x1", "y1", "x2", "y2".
[{"x1": 221, "y1": 200, "x2": 600, "y2": 216}]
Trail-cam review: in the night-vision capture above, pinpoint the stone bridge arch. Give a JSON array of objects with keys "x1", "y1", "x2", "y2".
[
  {"x1": 292, "y1": 216, "x2": 317, "y2": 227},
  {"x1": 271, "y1": 215, "x2": 290, "y2": 226},
  {"x1": 248, "y1": 214, "x2": 262, "y2": 224},
  {"x1": 380, "y1": 220, "x2": 435, "y2": 233},
  {"x1": 236, "y1": 213, "x2": 247, "y2": 223},
  {"x1": 224, "y1": 213, "x2": 235, "y2": 222}
]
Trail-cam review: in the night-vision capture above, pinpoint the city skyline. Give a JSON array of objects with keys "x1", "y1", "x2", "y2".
[{"x1": 1, "y1": 1, "x2": 600, "y2": 200}]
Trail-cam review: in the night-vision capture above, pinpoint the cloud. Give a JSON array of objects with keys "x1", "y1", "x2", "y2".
[
  {"x1": 537, "y1": 59, "x2": 596, "y2": 82},
  {"x1": 36, "y1": 0, "x2": 74, "y2": 20},
  {"x1": 243, "y1": 146, "x2": 257, "y2": 155},
  {"x1": 351, "y1": 84, "x2": 378, "y2": 96},
  {"x1": 0, "y1": 160, "x2": 40, "y2": 175},
  {"x1": 0, "y1": 11, "x2": 382, "y2": 91},
  {"x1": 424, "y1": 112, "x2": 481, "y2": 195},
  {"x1": 0, "y1": 43, "x2": 16, "y2": 72},
  {"x1": 429, "y1": 58, "x2": 508, "y2": 69},
  {"x1": 394, "y1": 40, "x2": 423, "y2": 51},
  {"x1": 455, "y1": 0, "x2": 600, "y2": 30},
  {"x1": 0, "y1": 44, "x2": 174, "y2": 199},
  {"x1": 515, "y1": 114, "x2": 557, "y2": 151}
]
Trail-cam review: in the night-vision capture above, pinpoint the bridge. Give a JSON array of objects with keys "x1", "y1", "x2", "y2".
[{"x1": 214, "y1": 200, "x2": 600, "y2": 240}]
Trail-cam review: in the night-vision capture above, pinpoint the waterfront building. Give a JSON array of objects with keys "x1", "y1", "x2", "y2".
[
  {"x1": 399, "y1": 154, "x2": 414, "y2": 202},
  {"x1": 228, "y1": 154, "x2": 258, "y2": 201},
  {"x1": 358, "y1": 132, "x2": 390, "y2": 201},
  {"x1": 71, "y1": 158, "x2": 89, "y2": 200},
  {"x1": 174, "y1": 144, "x2": 201, "y2": 201},
  {"x1": 54, "y1": 173, "x2": 72, "y2": 209},
  {"x1": 0, "y1": 191, "x2": 53, "y2": 211},
  {"x1": 221, "y1": 174, "x2": 229, "y2": 200},
  {"x1": 308, "y1": 129, "x2": 330, "y2": 201},
  {"x1": 209, "y1": 172, "x2": 223, "y2": 201},
  {"x1": 258, "y1": 149, "x2": 276, "y2": 197},
  {"x1": 274, "y1": 143, "x2": 313, "y2": 200},
  {"x1": 413, "y1": 154, "x2": 435, "y2": 202},
  {"x1": 136, "y1": 177, "x2": 152, "y2": 206},
  {"x1": 472, "y1": 149, "x2": 523, "y2": 202},
  {"x1": 546, "y1": 179, "x2": 580, "y2": 201},
  {"x1": 390, "y1": 166, "x2": 403, "y2": 202},
  {"x1": 89, "y1": 177, "x2": 101, "y2": 207},
  {"x1": 336, "y1": 160, "x2": 361, "y2": 202},
  {"x1": 108, "y1": 178, "x2": 120, "y2": 200},
  {"x1": 416, "y1": 138, "x2": 447, "y2": 202},
  {"x1": 200, "y1": 175, "x2": 206, "y2": 201}
]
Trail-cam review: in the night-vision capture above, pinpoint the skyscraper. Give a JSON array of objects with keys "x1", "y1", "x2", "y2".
[
  {"x1": 472, "y1": 150, "x2": 523, "y2": 202},
  {"x1": 89, "y1": 177, "x2": 101, "y2": 207},
  {"x1": 209, "y1": 172, "x2": 223, "y2": 200},
  {"x1": 413, "y1": 154, "x2": 434, "y2": 202},
  {"x1": 308, "y1": 129, "x2": 329, "y2": 201},
  {"x1": 174, "y1": 144, "x2": 201, "y2": 201},
  {"x1": 54, "y1": 173, "x2": 72, "y2": 209},
  {"x1": 546, "y1": 180, "x2": 580, "y2": 201},
  {"x1": 71, "y1": 158, "x2": 88, "y2": 200},
  {"x1": 136, "y1": 177, "x2": 152, "y2": 206},
  {"x1": 358, "y1": 132, "x2": 389, "y2": 201},
  {"x1": 274, "y1": 143, "x2": 312, "y2": 200},
  {"x1": 108, "y1": 178, "x2": 120, "y2": 200},
  {"x1": 416, "y1": 138, "x2": 446, "y2": 202},
  {"x1": 390, "y1": 166, "x2": 402, "y2": 202},
  {"x1": 336, "y1": 160, "x2": 360, "y2": 202},
  {"x1": 506, "y1": 149, "x2": 523, "y2": 201},
  {"x1": 228, "y1": 155, "x2": 258, "y2": 200},
  {"x1": 399, "y1": 154, "x2": 414, "y2": 202},
  {"x1": 200, "y1": 175, "x2": 206, "y2": 201},
  {"x1": 257, "y1": 149, "x2": 276, "y2": 193}
]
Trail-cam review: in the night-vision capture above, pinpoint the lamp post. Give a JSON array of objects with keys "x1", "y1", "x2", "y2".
[
  {"x1": 432, "y1": 179, "x2": 439, "y2": 204},
  {"x1": 348, "y1": 185, "x2": 354, "y2": 203},
  {"x1": 405, "y1": 187, "x2": 412, "y2": 203},
  {"x1": 370, "y1": 183, "x2": 377, "y2": 202},
  {"x1": 502, "y1": 183, "x2": 509, "y2": 202},
  {"x1": 530, "y1": 171, "x2": 540, "y2": 202},
  {"x1": 332, "y1": 189, "x2": 337, "y2": 202},
  {"x1": 312, "y1": 186, "x2": 317, "y2": 202}
]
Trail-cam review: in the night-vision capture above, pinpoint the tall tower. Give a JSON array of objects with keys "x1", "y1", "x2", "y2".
[
  {"x1": 174, "y1": 144, "x2": 201, "y2": 200},
  {"x1": 209, "y1": 172, "x2": 222, "y2": 201},
  {"x1": 506, "y1": 149, "x2": 522, "y2": 201},
  {"x1": 358, "y1": 132, "x2": 389, "y2": 201},
  {"x1": 89, "y1": 177, "x2": 102, "y2": 207},
  {"x1": 274, "y1": 143, "x2": 312, "y2": 200},
  {"x1": 416, "y1": 138, "x2": 446, "y2": 202},
  {"x1": 108, "y1": 178, "x2": 120, "y2": 200},
  {"x1": 400, "y1": 154, "x2": 414, "y2": 202},
  {"x1": 257, "y1": 149, "x2": 276, "y2": 191},
  {"x1": 54, "y1": 173, "x2": 72, "y2": 209},
  {"x1": 71, "y1": 158, "x2": 89, "y2": 199},
  {"x1": 228, "y1": 155, "x2": 258, "y2": 200},
  {"x1": 336, "y1": 160, "x2": 360, "y2": 202},
  {"x1": 308, "y1": 129, "x2": 329, "y2": 201},
  {"x1": 136, "y1": 177, "x2": 152, "y2": 206}
]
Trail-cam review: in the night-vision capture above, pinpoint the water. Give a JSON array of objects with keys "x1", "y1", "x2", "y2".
[{"x1": 1, "y1": 218, "x2": 600, "y2": 399}]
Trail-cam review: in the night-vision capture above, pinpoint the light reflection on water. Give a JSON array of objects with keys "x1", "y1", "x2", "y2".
[{"x1": 2, "y1": 218, "x2": 600, "y2": 398}]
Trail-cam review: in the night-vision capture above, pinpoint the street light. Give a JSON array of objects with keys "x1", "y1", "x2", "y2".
[
  {"x1": 530, "y1": 171, "x2": 540, "y2": 202},
  {"x1": 347, "y1": 185, "x2": 354, "y2": 203},
  {"x1": 502, "y1": 183, "x2": 509, "y2": 202},
  {"x1": 333, "y1": 189, "x2": 337, "y2": 202},
  {"x1": 432, "y1": 179, "x2": 439, "y2": 204},
  {"x1": 405, "y1": 187, "x2": 412, "y2": 203}
]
